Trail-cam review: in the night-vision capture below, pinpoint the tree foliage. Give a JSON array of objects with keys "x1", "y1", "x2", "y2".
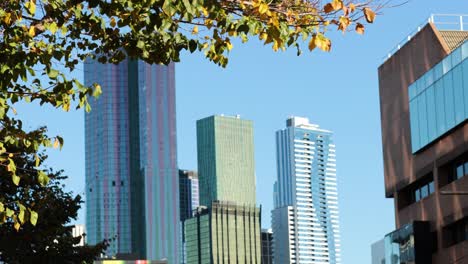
[
  {"x1": 0, "y1": 125, "x2": 108, "y2": 263},
  {"x1": 0, "y1": 0, "x2": 383, "y2": 228}
]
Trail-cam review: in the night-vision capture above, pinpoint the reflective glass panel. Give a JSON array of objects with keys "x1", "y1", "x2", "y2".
[
  {"x1": 418, "y1": 92, "x2": 428, "y2": 147},
  {"x1": 409, "y1": 100, "x2": 420, "y2": 151},
  {"x1": 435, "y1": 80, "x2": 446, "y2": 135},
  {"x1": 453, "y1": 65, "x2": 465, "y2": 124},
  {"x1": 429, "y1": 182, "x2": 435, "y2": 194},
  {"x1": 426, "y1": 85, "x2": 437, "y2": 141},
  {"x1": 457, "y1": 164, "x2": 465, "y2": 179},
  {"x1": 420, "y1": 185, "x2": 429, "y2": 199},
  {"x1": 444, "y1": 72, "x2": 456, "y2": 129}
]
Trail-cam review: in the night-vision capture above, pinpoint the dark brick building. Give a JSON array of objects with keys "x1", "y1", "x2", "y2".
[{"x1": 378, "y1": 17, "x2": 468, "y2": 264}]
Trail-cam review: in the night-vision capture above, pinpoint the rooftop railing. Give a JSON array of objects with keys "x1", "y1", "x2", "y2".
[{"x1": 382, "y1": 14, "x2": 468, "y2": 63}]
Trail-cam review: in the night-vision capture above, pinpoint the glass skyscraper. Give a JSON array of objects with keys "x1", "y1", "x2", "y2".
[
  {"x1": 84, "y1": 59, "x2": 179, "y2": 262},
  {"x1": 272, "y1": 117, "x2": 341, "y2": 264},
  {"x1": 196, "y1": 115, "x2": 256, "y2": 207},
  {"x1": 185, "y1": 115, "x2": 261, "y2": 264}
]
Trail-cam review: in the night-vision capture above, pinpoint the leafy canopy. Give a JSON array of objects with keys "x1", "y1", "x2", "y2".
[
  {"x1": 0, "y1": 0, "x2": 381, "y2": 228},
  {"x1": 0, "y1": 131, "x2": 108, "y2": 263}
]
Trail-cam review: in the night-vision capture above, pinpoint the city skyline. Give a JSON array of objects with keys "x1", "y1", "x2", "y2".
[{"x1": 15, "y1": 1, "x2": 468, "y2": 263}]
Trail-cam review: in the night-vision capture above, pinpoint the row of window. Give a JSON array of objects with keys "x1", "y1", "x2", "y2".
[{"x1": 409, "y1": 41, "x2": 468, "y2": 152}]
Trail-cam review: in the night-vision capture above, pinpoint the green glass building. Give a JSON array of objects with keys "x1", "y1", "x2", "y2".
[
  {"x1": 185, "y1": 203, "x2": 261, "y2": 264},
  {"x1": 186, "y1": 115, "x2": 261, "y2": 264},
  {"x1": 196, "y1": 115, "x2": 256, "y2": 207}
]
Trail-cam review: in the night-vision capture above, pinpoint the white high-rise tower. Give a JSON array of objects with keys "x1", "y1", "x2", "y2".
[{"x1": 272, "y1": 116, "x2": 341, "y2": 264}]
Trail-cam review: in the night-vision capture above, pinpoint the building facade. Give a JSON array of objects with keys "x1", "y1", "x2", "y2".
[
  {"x1": 261, "y1": 229, "x2": 274, "y2": 264},
  {"x1": 180, "y1": 169, "x2": 200, "y2": 264},
  {"x1": 84, "y1": 60, "x2": 179, "y2": 262},
  {"x1": 378, "y1": 17, "x2": 468, "y2": 264},
  {"x1": 179, "y1": 170, "x2": 200, "y2": 222},
  {"x1": 371, "y1": 239, "x2": 385, "y2": 264},
  {"x1": 185, "y1": 203, "x2": 262, "y2": 264},
  {"x1": 272, "y1": 117, "x2": 341, "y2": 264},
  {"x1": 185, "y1": 115, "x2": 261, "y2": 264},
  {"x1": 196, "y1": 115, "x2": 256, "y2": 207}
]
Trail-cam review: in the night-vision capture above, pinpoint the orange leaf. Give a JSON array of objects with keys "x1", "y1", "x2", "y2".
[
  {"x1": 356, "y1": 23, "x2": 365, "y2": 34},
  {"x1": 349, "y1": 3, "x2": 356, "y2": 13},
  {"x1": 363, "y1": 7, "x2": 376, "y2": 23},
  {"x1": 324, "y1": 3, "x2": 334, "y2": 13}
]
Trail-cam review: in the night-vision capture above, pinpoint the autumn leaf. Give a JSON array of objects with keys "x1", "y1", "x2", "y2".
[
  {"x1": 192, "y1": 26, "x2": 199, "y2": 35},
  {"x1": 356, "y1": 23, "x2": 365, "y2": 34},
  {"x1": 364, "y1": 7, "x2": 376, "y2": 23},
  {"x1": 349, "y1": 3, "x2": 356, "y2": 13}
]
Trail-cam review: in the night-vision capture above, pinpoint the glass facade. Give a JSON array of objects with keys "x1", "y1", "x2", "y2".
[
  {"x1": 272, "y1": 117, "x2": 341, "y2": 264},
  {"x1": 84, "y1": 60, "x2": 180, "y2": 262},
  {"x1": 409, "y1": 41, "x2": 468, "y2": 152},
  {"x1": 196, "y1": 115, "x2": 256, "y2": 207},
  {"x1": 185, "y1": 203, "x2": 261, "y2": 264}
]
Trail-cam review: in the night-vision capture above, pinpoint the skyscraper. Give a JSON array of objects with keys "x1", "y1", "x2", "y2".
[
  {"x1": 377, "y1": 16, "x2": 468, "y2": 264},
  {"x1": 272, "y1": 117, "x2": 341, "y2": 264},
  {"x1": 84, "y1": 59, "x2": 179, "y2": 262},
  {"x1": 185, "y1": 115, "x2": 261, "y2": 264},
  {"x1": 196, "y1": 115, "x2": 256, "y2": 207},
  {"x1": 179, "y1": 170, "x2": 200, "y2": 222},
  {"x1": 180, "y1": 169, "x2": 200, "y2": 264}
]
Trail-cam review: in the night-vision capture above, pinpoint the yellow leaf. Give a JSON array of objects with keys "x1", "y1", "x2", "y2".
[
  {"x1": 8, "y1": 153, "x2": 13, "y2": 158},
  {"x1": 53, "y1": 138, "x2": 59, "y2": 149},
  {"x1": 14, "y1": 221, "x2": 20, "y2": 231},
  {"x1": 49, "y1": 22, "x2": 58, "y2": 34},
  {"x1": 25, "y1": 1, "x2": 36, "y2": 15},
  {"x1": 349, "y1": 3, "x2": 356, "y2": 13},
  {"x1": 192, "y1": 25, "x2": 198, "y2": 35},
  {"x1": 260, "y1": 32, "x2": 268, "y2": 40},
  {"x1": 201, "y1": 7, "x2": 209, "y2": 17},
  {"x1": 258, "y1": 3, "x2": 269, "y2": 15},
  {"x1": 331, "y1": 0, "x2": 343, "y2": 11},
  {"x1": 3, "y1": 13, "x2": 12, "y2": 25},
  {"x1": 28, "y1": 26, "x2": 35, "y2": 37},
  {"x1": 356, "y1": 23, "x2": 365, "y2": 34},
  {"x1": 226, "y1": 41, "x2": 233, "y2": 51},
  {"x1": 363, "y1": 7, "x2": 376, "y2": 23},
  {"x1": 110, "y1": 17, "x2": 116, "y2": 27},
  {"x1": 338, "y1": 16, "x2": 350, "y2": 32},
  {"x1": 314, "y1": 34, "x2": 331, "y2": 52}
]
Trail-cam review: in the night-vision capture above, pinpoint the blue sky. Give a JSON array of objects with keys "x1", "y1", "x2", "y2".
[{"x1": 16, "y1": 0, "x2": 468, "y2": 263}]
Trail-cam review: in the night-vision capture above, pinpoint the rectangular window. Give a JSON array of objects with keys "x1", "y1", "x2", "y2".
[
  {"x1": 444, "y1": 72, "x2": 456, "y2": 129},
  {"x1": 426, "y1": 85, "x2": 437, "y2": 141},
  {"x1": 435, "y1": 80, "x2": 447, "y2": 135},
  {"x1": 456, "y1": 164, "x2": 464, "y2": 179},
  {"x1": 444, "y1": 217, "x2": 468, "y2": 248},
  {"x1": 453, "y1": 65, "x2": 465, "y2": 124},
  {"x1": 418, "y1": 92, "x2": 429, "y2": 147}
]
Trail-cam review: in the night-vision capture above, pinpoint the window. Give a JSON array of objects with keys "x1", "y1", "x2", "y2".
[
  {"x1": 412, "y1": 179, "x2": 435, "y2": 203},
  {"x1": 444, "y1": 217, "x2": 468, "y2": 248},
  {"x1": 448, "y1": 157, "x2": 468, "y2": 183}
]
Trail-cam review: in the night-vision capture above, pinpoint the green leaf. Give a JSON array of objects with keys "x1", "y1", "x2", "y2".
[
  {"x1": 30, "y1": 210, "x2": 38, "y2": 226},
  {"x1": 7, "y1": 158, "x2": 16, "y2": 173},
  {"x1": 137, "y1": 40, "x2": 145, "y2": 50},
  {"x1": 49, "y1": 22, "x2": 58, "y2": 34},
  {"x1": 92, "y1": 84, "x2": 102, "y2": 97},
  {"x1": 47, "y1": 69, "x2": 59, "y2": 79},
  {"x1": 5, "y1": 208, "x2": 14, "y2": 217},
  {"x1": 18, "y1": 208, "x2": 25, "y2": 224},
  {"x1": 38, "y1": 170, "x2": 49, "y2": 187},
  {"x1": 25, "y1": 1, "x2": 36, "y2": 15},
  {"x1": 0, "y1": 202, "x2": 4, "y2": 213},
  {"x1": 35, "y1": 154, "x2": 40, "y2": 167},
  {"x1": 12, "y1": 174, "x2": 20, "y2": 186}
]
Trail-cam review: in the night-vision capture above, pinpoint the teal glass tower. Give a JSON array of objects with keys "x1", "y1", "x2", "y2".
[
  {"x1": 84, "y1": 59, "x2": 180, "y2": 262},
  {"x1": 196, "y1": 115, "x2": 256, "y2": 207},
  {"x1": 185, "y1": 115, "x2": 261, "y2": 264}
]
